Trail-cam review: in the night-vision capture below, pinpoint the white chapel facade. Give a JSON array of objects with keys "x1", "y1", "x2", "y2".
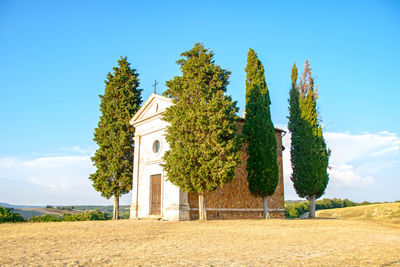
[{"x1": 129, "y1": 94, "x2": 190, "y2": 220}]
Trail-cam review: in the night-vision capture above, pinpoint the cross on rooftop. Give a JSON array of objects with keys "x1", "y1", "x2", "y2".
[{"x1": 153, "y1": 80, "x2": 159, "y2": 94}]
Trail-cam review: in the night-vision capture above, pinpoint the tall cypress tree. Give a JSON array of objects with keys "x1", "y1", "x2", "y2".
[
  {"x1": 162, "y1": 43, "x2": 241, "y2": 220},
  {"x1": 243, "y1": 48, "x2": 279, "y2": 219},
  {"x1": 288, "y1": 61, "x2": 330, "y2": 218},
  {"x1": 90, "y1": 57, "x2": 142, "y2": 220}
]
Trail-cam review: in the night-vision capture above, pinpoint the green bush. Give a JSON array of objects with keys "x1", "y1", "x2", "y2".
[
  {"x1": 0, "y1": 207, "x2": 26, "y2": 223},
  {"x1": 59, "y1": 206, "x2": 74, "y2": 211},
  {"x1": 119, "y1": 211, "x2": 130, "y2": 219},
  {"x1": 63, "y1": 210, "x2": 110, "y2": 221},
  {"x1": 285, "y1": 202, "x2": 309, "y2": 218},
  {"x1": 284, "y1": 204, "x2": 299, "y2": 218},
  {"x1": 28, "y1": 214, "x2": 62, "y2": 222}
]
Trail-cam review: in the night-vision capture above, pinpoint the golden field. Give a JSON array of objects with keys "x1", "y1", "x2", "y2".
[
  {"x1": 1, "y1": 214, "x2": 400, "y2": 266},
  {"x1": 316, "y1": 202, "x2": 400, "y2": 224}
]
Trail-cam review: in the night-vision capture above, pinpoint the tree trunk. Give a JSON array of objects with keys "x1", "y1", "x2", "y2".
[
  {"x1": 198, "y1": 193, "x2": 207, "y2": 221},
  {"x1": 308, "y1": 194, "x2": 316, "y2": 219},
  {"x1": 263, "y1": 196, "x2": 270, "y2": 219},
  {"x1": 113, "y1": 195, "x2": 119, "y2": 220}
]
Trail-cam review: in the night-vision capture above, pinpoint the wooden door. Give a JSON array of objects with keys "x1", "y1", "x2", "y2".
[{"x1": 150, "y1": 174, "x2": 161, "y2": 215}]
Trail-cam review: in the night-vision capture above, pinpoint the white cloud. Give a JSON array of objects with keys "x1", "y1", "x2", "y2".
[
  {"x1": 328, "y1": 164, "x2": 373, "y2": 187},
  {"x1": 0, "y1": 155, "x2": 92, "y2": 193},
  {"x1": 0, "y1": 149, "x2": 131, "y2": 205},
  {"x1": 324, "y1": 131, "x2": 400, "y2": 167},
  {"x1": 278, "y1": 125, "x2": 400, "y2": 201},
  {"x1": 325, "y1": 131, "x2": 400, "y2": 189}
]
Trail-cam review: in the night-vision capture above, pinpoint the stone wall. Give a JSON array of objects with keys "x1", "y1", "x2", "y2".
[{"x1": 188, "y1": 124, "x2": 285, "y2": 220}]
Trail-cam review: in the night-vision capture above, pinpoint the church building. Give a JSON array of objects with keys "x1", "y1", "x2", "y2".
[{"x1": 129, "y1": 94, "x2": 285, "y2": 220}]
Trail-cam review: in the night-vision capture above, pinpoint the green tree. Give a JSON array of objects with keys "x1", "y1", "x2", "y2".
[
  {"x1": 90, "y1": 57, "x2": 142, "y2": 220},
  {"x1": 0, "y1": 207, "x2": 25, "y2": 223},
  {"x1": 288, "y1": 61, "x2": 330, "y2": 218},
  {"x1": 243, "y1": 49, "x2": 279, "y2": 219},
  {"x1": 162, "y1": 43, "x2": 241, "y2": 220}
]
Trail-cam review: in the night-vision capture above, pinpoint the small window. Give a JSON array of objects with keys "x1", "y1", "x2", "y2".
[{"x1": 152, "y1": 140, "x2": 161, "y2": 153}]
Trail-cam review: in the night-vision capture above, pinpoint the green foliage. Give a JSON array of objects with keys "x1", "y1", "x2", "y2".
[
  {"x1": 90, "y1": 57, "x2": 142, "y2": 200},
  {"x1": 316, "y1": 198, "x2": 357, "y2": 209},
  {"x1": 118, "y1": 211, "x2": 130, "y2": 219},
  {"x1": 0, "y1": 207, "x2": 26, "y2": 223},
  {"x1": 285, "y1": 201, "x2": 310, "y2": 218},
  {"x1": 243, "y1": 48, "x2": 279, "y2": 197},
  {"x1": 59, "y1": 206, "x2": 74, "y2": 211},
  {"x1": 284, "y1": 204, "x2": 300, "y2": 218},
  {"x1": 62, "y1": 210, "x2": 110, "y2": 221},
  {"x1": 28, "y1": 214, "x2": 62, "y2": 222},
  {"x1": 162, "y1": 43, "x2": 241, "y2": 194},
  {"x1": 288, "y1": 61, "x2": 330, "y2": 200},
  {"x1": 360, "y1": 201, "x2": 372, "y2": 206},
  {"x1": 285, "y1": 198, "x2": 358, "y2": 218}
]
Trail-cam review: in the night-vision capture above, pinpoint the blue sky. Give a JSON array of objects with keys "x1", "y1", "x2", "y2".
[{"x1": 0, "y1": 0, "x2": 399, "y2": 205}]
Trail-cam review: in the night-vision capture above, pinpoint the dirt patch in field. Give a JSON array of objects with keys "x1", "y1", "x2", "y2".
[{"x1": 1, "y1": 219, "x2": 400, "y2": 266}]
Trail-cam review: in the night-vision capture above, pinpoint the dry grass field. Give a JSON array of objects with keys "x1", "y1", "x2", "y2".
[
  {"x1": 1, "y1": 217, "x2": 400, "y2": 266},
  {"x1": 317, "y1": 202, "x2": 400, "y2": 224}
]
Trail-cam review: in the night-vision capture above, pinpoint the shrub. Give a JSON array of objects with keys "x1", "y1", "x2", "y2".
[
  {"x1": 59, "y1": 206, "x2": 74, "y2": 211},
  {"x1": 0, "y1": 207, "x2": 26, "y2": 223},
  {"x1": 343, "y1": 199, "x2": 355, "y2": 207},
  {"x1": 119, "y1": 211, "x2": 130, "y2": 219},
  {"x1": 285, "y1": 205, "x2": 299, "y2": 218},
  {"x1": 28, "y1": 214, "x2": 62, "y2": 222},
  {"x1": 63, "y1": 210, "x2": 110, "y2": 222}
]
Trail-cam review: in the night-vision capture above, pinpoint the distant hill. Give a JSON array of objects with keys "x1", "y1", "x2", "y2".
[
  {"x1": 0, "y1": 202, "x2": 44, "y2": 209},
  {"x1": 70, "y1": 205, "x2": 130, "y2": 213},
  {"x1": 10, "y1": 208, "x2": 82, "y2": 219},
  {"x1": 0, "y1": 203, "x2": 131, "y2": 219},
  {"x1": 316, "y1": 203, "x2": 400, "y2": 224},
  {"x1": 0, "y1": 203, "x2": 130, "y2": 212}
]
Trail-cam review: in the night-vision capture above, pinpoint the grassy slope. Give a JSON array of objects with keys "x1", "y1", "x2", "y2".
[{"x1": 316, "y1": 203, "x2": 400, "y2": 224}]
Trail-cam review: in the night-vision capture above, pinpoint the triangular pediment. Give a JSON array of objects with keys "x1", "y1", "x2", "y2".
[{"x1": 130, "y1": 93, "x2": 173, "y2": 125}]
